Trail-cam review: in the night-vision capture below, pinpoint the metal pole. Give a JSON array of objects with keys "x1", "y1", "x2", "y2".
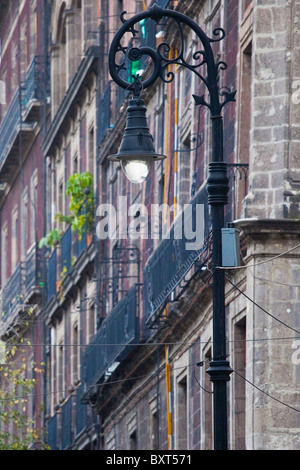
[
  {"x1": 108, "y1": 4, "x2": 236, "y2": 450},
  {"x1": 206, "y1": 115, "x2": 233, "y2": 450}
]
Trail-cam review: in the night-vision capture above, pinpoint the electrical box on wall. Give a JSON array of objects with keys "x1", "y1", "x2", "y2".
[{"x1": 221, "y1": 228, "x2": 241, "y2": 267}]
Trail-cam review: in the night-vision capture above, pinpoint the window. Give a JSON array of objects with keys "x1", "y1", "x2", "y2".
[
  {"x1": 127, "y1": 414, "x2": 137, "y2": 450},
  {"x1": 87, "y1": 303, "x2": 96, "y2": 341},
  {"x1": 73, "y1": 154, "x2": 78, "y2": 174},
  {"x1": 88, "y1": 126, "x2": 95, "y2": 178},
  {"x1": 0, "y1": 340, "x2": 6, "y2": 364},
  {"x1": 178, "y1": 134, "x2": 192, "y2": 207},
  {"x1": 21, "y1": 189, "x2": 28, "y2": 259},
  {"x1": 72, "y1": 321, "x2": 79, "y2": 384},
  {"x1": 149, "y1": 396, "x2": 159, "y2": 450},
  {"x1": 11, "y1": 42, "x2": 18, "y2": 91},
  {"x1": 30, "y1": 0, "x2": 37, "y2": 63},
  {"x1": 12, "y1": 207, "x2": 19, "y2": 273},
  {"x1": 106, "y1": 428, "x2": 116, "y2": 450},
  {"x1": 20, "y1": 21, "x2": 28, "y2": 81},
  {"x1": 233, "y1": 316, "x2": 246, "y2": 449},
  {"x1": 1, "y1": 66, "x2": 7, "y2": 118},
  {"x1": 176, "y1": 375, "x2": 188, "y2": 449},
  {"x1": 51, "y1": 2, "x2": 67, "y2": 112},
  {"x1": 236, "y1": 2, "x2": 253, "y2": 217},
  {"x1": 58, "y1": 340, "x2": 64, "y2": 402},
  {"x1": 238, "y1": 42, "x2": 252, "y2": 167},
  {"x1": 129, "y1": 430, "x2": 137, "y2": 450},
  {"x1": 151, "y1": 410, "x2": 159, "y2": 450},
  {"x1": 50, "y1": 164, "x2": 57, "y2": 228},
  {"x1": 82, "y1": 0, "x2": 98, "y2": 51},
  {"x1": 1, "y1": 224, "x2": 8, "y2": 287},
  {"x1": 30, "y1": 172, "x2": 38, "y2": 245},
  {"x1": 58, "y1": 179, "x2": 64, "y2": 222}
]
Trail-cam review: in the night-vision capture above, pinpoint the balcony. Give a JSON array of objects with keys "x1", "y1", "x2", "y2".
[
  {"x1": 23, "y1": 57, "x2": 41, "y2": 122},
  {"x1": 47, "y1": 413, "x2": 58, "y2": 450},
  {"x1": 81, "y1": 284, "x2": 139, "y2": 403},
  {"x1": 43, "y1": 46, "x2": 100, "y2": 157},
  {"x1": 0, "y1": 87, "x2": 37, "y2": 184},
  {"x1": 143, "y1": 187, "x2": 210, "y2": 325},
  {"x1": 46, "y1": 386, "x2": 95, "y2": 450},
  {"x1": 25, "y1": 243, "x2": 43, "y2": 302},
  {"x1": 1, "y1": 263, "x2": 25, "y2": 326},
  {"x1": 97, "y1": 83, "x2": 111, "y2": 146},
  {"x1": 61, "y1": 397, "x2": 73, "y2": 450},
  {"x1": 75, "y1": 384, "x2": 94, "y2": 438},
  {"x1": 46, "y1": 225, "x2": 95, "y2": 306},
  {"x1": 0, "y1": 248, "x2": 43, "y2": 331},
  {"x1": 47, "y1": 249, "x2": 57, "y2": 303}
]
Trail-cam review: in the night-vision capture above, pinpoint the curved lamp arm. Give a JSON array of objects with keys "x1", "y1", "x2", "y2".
[{"x1": 108, "y1": 4, "x2": 235, "y2": 117}]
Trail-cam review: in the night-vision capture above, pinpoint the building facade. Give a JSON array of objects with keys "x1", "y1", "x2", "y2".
[
  {"x1": 0, "y1": 0, "x2": 300, "y2": 451},
  {"x1": 0, "y1": 0, "x2": 50, "y2": 447}
]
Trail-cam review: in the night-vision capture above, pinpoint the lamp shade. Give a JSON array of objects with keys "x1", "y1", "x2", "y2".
[{"x1": 108, "y1": 97, "x2": 166, "y2": 184}]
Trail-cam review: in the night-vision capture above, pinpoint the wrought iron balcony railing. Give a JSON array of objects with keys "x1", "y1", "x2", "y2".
[
  {"x1": 47, "y1": 385, "x2": 96, "y2": 450},
  {"x1": 25, "y1": 243, "x2": 43, "y2": 297},
  {"x1": 82, "y1": 284, "x2": 139, "y2": 403},
  {"x1": 143, "y1": 186, "x2": 209, "y2": 325},
  {"x1": 0, "y1": 89, "x2": 21, "y2": 172},
  {"x1": 23, "y1": 57, "x2": 41, "y2": 121},
  {"x1": 47, "y1": 413, "x2": 59, "y2": 450},
  {"x1": 97, "y1": 83, "x2": 111, "y2": 146},
  {"x1": 2, "y1": 263, "x2": 25, "y2": 322},
  {"x1": 46, "y1": 222, "x2": 93, "y2": 304},
  {"x1": 76, "y1": 384, "x2": 94, "y2": 437},
  {"x1": 47, "y1": 249, "x2": 57, "y2": 303},
  {"x1": 60, "y1": 225, "x2": 72, "y2": 274},
  {"x1": 23, "y1": 58, "x2": 39, "y2": 107},
  {"x1": 61, "y1": 397, "x2": 73, "y2": 450},
  {"x1": 0, "y1": 83, "x2": 37, "y2": 183}
]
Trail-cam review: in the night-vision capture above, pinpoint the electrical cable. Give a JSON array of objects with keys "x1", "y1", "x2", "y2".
[
  {"x1": 193, "y1": 357, "x2": 213, "y2": 394},
  {"x1": 5, "y1": 334, "x2": 300, "y2": 348},
  {"x1": 225, "y1": 274, "x2": 300, "y2": 336},
  {"x1": 3, "y1": 356, "x2": 300, "y2": 420},
  {"x1": 4, "y1": 332, "x2": 300, "y2": 348},
  {"x1": 0, "y1": 360, "x2": 200, "y2": 402},
  {"x1": 218, "y1": 243, "x2": 300, "y2": 270},
  {"x1": 232, "y1": 368, "x2": 300, "y2": 414}
]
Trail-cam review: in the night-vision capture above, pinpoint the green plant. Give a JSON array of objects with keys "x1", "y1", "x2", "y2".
[
  {"x1": 0, "y1": 334, "x2": 49, "y2": 450},
  {"x1": 38, "y1": 228, "x2": 62, "y2": 249},
  {"x1": 39, "y1": 172, "x2": 94, "y2": 249}
]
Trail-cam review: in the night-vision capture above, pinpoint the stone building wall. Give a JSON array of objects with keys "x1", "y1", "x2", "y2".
[
  {"x1": 98, "y1": 0, "x2": 300, "y2": 451},
  {"x1": 245, "y1": 0, "x2": 300, "y2": 219}
]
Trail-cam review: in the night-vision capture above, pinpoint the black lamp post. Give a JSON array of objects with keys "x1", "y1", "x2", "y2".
[{"x1": 108, "y1": 3, "x2": 235, "y2": 450}]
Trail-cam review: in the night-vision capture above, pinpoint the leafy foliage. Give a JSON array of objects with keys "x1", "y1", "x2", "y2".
[
  {"x1": 39, "y1": 172, "x2": 94, "y2": 249},
  {"x1": 0, "y1": 333, "x2": 48, "y2": 450}
]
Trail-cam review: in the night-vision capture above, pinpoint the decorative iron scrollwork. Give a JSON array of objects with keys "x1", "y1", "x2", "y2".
[{"x1": 108, "y1": 4, "x2": 236, "y2": 115}]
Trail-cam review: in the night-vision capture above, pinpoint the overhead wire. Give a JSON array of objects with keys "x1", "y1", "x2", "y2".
[
  {"x1": 225, "y1": 274, "x2": 300, "y2": 336},
  {"x1": 4, "y1": 335, "x2": 300, "y2": 348},
  {"x1": 232, "y1": 368, "x2": 300, "y2": 414},
  {"x1": 218, "y1": 242, "x2": 300, "y2": 270},
  {"x1": 2, "y1": 355, "x2": 300, "y2": 418}
]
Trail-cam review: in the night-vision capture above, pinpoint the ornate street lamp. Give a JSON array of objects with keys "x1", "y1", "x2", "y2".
[
  {"x1": 108, "y1": 79, "x2": 166, "y2": 183},
  {"x1": 108, "y1": 3, "x2": 235, "y2": 450}
]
